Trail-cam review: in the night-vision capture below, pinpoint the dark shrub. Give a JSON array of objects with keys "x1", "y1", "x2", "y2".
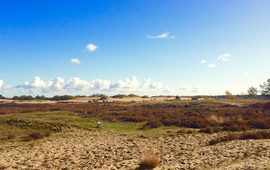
[
  {"x1": 146, "y1": 119, "x2": 163, "y2": 128},
  {"x1": 204, "y1": 126, "x2": 222, "y2": 134},
  {"x1": 44, "y1": 131, "x2": 51, "y2": 137},
  {"x1": 7, "y1": 133, "x2": 17, "y2": 140},
  {"x1": 29, "y1": 132, "x2": 44, "y2": 139}
]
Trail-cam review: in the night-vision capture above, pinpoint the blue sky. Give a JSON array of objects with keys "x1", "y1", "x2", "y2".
[{"x1": 0, "y1": 0, "x2": 270, "y2": 97}]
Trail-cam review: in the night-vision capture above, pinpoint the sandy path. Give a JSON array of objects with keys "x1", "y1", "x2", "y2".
[{"x1": 1, "y1": 128, "x2": 270, "y2": 170}]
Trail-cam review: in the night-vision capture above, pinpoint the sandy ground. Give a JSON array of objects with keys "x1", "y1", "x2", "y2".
[{"x1": 1, "y1": 127, "x2": 270, "y2": 170}]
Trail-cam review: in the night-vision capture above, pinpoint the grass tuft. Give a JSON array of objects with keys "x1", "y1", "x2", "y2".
[{"x1": 139, "y1": 154, "x2": 159, "y2": 169}]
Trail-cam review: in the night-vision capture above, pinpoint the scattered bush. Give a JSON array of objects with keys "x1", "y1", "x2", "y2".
[
  {"x1": 139, "y1": 153, "x2": 159, "y2": 169},
  {"x1": 44, "y1": 131, "x2": 51, "y2": 137},
  {"x1": 29, "y1": 132, "x2": 44, "y2": 139},
  {"x1": 204, "y1": 126, "x2": 223, "y2": 133},
  {"x1": 7, "y1": 133, "x2": 17, "y2": 140},
  {"x1": 145, "y1": 119, "x2": 163, "y2": 128}
]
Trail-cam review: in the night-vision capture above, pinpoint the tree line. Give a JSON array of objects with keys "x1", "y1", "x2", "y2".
[{"x1": 0, "y1": 78, "x2": 269, "y2": 100}]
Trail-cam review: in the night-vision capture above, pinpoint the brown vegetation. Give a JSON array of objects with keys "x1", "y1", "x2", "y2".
[
  {"x1": 209, "y1": 130, "x2": 270, "y2": 145},
  {"x1": 0, "y1": 101, "x2": 270, "y2": 133},
  {"x1": 7, "y1": 133, "x2": 17, "y2": 140}
]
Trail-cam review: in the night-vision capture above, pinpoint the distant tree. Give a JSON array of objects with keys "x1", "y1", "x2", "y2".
[
  {"x1": 260, "y1": 79, "x2": 270, "y2": 96},
  {"x1": 112, "y1": 94, "x2": 127, "y2": 98},
  {"x1": 13, "y1": 96, "x2": 20, "y2": 100},
  {"x1": 175, "y1": 95, "x2": 180, "y2": 100},
  {"x1": 52, "y1": 95, "x2": 60, "y2": 101},
  {"x1": 100, "y1": 94, "x2": 108, "y2": 100},
  {"x1": 40, "y1": 95, "x2": 46, "y2": 100},
  {"x1": 60, "y1": 95, "x2": 74, "y2": 100},
  {"x1": 192, "y1": 96, "x2": 199, "y2": 100},
  {"x1": 20, "y1": 95, "x2": 27, "y2": 100},
  {"x1": 247, "y1": 86, "x2": 258, "y2": 98},
  {"x1": 0, "y1": 94, "x2": 5, "y2": 99},
  {"x1": 128, "y1": 94, "x2": 140, "y2": 97},
  {"x1": 141, "y1": 95, "x2": 149, "y2": 98},
  {"x1": 35, "y1": 95, "x2": 41, "y2": 99},
  {"x1": 225, "y1": 90, "x2": 235, "y2": 99},
  {"x1": 203, "y1": 96, "x2": 211, "y2": 99},
  {"x1": 26, "y1": 95, "x2": 33, "y2": 100}
]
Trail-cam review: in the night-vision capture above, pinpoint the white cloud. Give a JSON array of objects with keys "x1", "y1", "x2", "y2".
[
  {"x1": 3, "y1": 85, "x2": 16, "y2": 90},
  {"x1": 208, "y1": 64, "x2": 217, "y2": 67},
  {"x1": 43, "y1": 77, "x2": 64, "y2": 93},
  {"x1": 0, "y1": 80, "x2": 3, "y2": 88},
  {"x1": 92, "y1": 79, "x2": 111, "y2": 90},
  {"x1": 21, "y1": 77, "x2": 47, "y2": 93},
  {"x1": 171, "y1": 36, "x2": 176, "y2": 39},
  {"x1": 200, "y1": 60, "x2": 206, "y2": 64},
  {"x1": 179, "y1": 86, "x2": 190, "y2": 90},
  {"x1": 85, "y1": 44, "x2": 98, "y2": 52},
  {"x1": 218, "y1": 54, "x2": 231, "y2": 61},
  {"x1": 4, "y1": 76, "x2": 168, "y2": 94},
  {"x1": 70, "y1": 58, "x2": 81, "y2": 64},
  {"x1": 242, "y1": 72, "x2": 251, "y2": 77},
  {"x1": 110, "y1": 76, "x2": 140, "y2": 90},
  {"x1": 192, "y1": 85, "x2": 203, "y2": 93},
  {"x1": 64, "y1": 77, "x2": 92, "y2": 92},
  {"x1": 140, "y1": 78, "x2": 151, "y2": 89},
  {"x1": 163, "y1": 85, "x2": 174, "y2": 92},
  {"x1": 150, "y1": 82, "x2": 162, "y2": 89},
  {"x1": 147, "y1": 31, "x2": 172, "y2": 39}
]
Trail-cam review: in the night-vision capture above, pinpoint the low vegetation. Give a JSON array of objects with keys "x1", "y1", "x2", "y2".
[
  {"x1": 0, "y1": 100, "x2": 270, "y2": 133},
  {"x1": 209, "y1": 130, "x2": 270, "y2": 145}
]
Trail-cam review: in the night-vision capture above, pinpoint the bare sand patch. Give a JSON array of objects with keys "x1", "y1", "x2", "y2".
[{"x1": 1, "y1": 127, "x2": 270, "y2": 169}]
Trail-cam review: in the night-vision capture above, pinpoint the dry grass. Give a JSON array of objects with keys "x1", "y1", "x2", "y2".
[
  {"x1": 139, "y1": 150, "x2": 159, "y2": 169},
  {"x1": 208, "y1": 114, "x2": 230, "y2": 124}
]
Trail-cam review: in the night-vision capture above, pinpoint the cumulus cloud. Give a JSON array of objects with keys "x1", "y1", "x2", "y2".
[
  {"x1": 179, "y1": 86, "x2": 190, "y2": 90},
  {"x1": 70, "y1": 58, "x2": 81, "y2": 64},
  {"x1": 0, "y1": 80, "x2": 3, "y2": 88},
  {"x1": 110, "y1": 76, "x2": 140, "y2": 90},
  {"x1": 147, "y1": 31, "x2": 175, "y2": 39},
  {"x1": 192, "y1": 85, "x2": 203, "y2": 93},
  {"x1": 140, "y1": 78, "x2": 151, "y2": 89},
  {"x1": 85, "y1": 44, "x2": 98, "y2": 52},
  {"x1": 4, "y1": 76, "x2": 169, "y2": 94},
  {"x1": 3, "y1": 85, "x2": 16, "y2": 91},
  {"x1": 242, "y1": 72, "x2": 251, "y2": 77},
  {"x1": 218, "y1": 54, "x2": 231, "y2": 61},
  {"x1": 163, "y1": 85, "x2": 174, "y2": 92},
  {"x1": 92, "y1": 79, "x2": 111, "y2": 90},
  {"x1": 200, "y1": 60, "x2": 206, "y2": 64},
  {"x1": 208, "y1": 64, "x2": 217, "y2": 67},
  {"x1": 150, "y1": 82, "x2": 162, "y2": 89},
  {"x1": 64, "y1": 77, "x2": 92, "y2": 92},
  {"x1": 21, "y1": 77, "x2": 46, "y2": 92}
]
